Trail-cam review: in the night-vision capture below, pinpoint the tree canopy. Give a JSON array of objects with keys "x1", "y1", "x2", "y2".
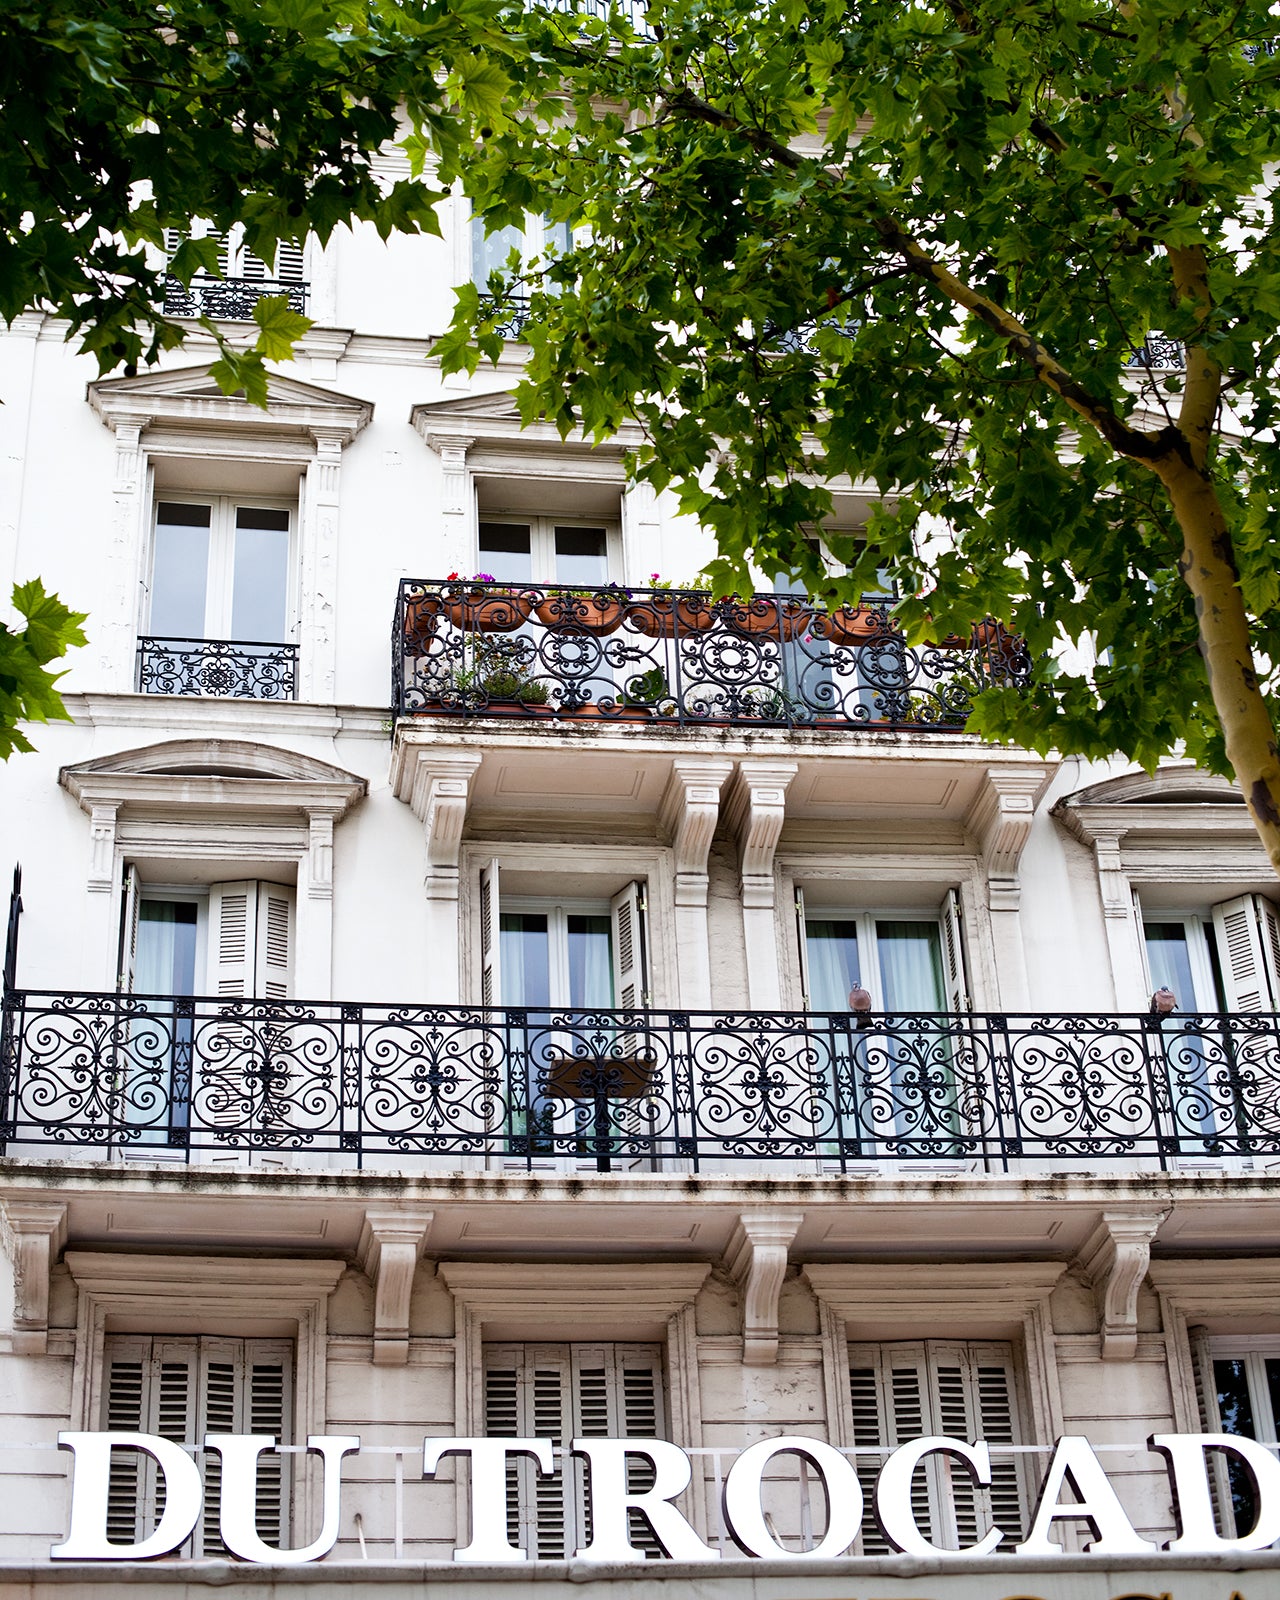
[{"x1": 4, "y1": 0, "x2": 1280, "y2": 875}]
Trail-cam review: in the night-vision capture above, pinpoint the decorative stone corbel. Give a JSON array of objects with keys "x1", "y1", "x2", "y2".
[
  {"x1": 1078, "y1": 1208, "x2": 1168, "y2": 1361},
  {"x1": 726, "y1": 1210, "x2": 802, "y2": 1365},
  {"x1": 305, "y1": 808, "x2": 340, "y2": 901},
  {"x1": 1, "y1": 1202, "x2": 68, "y2": 1355},
  {"x1": 964, "y1": 766, "x2": 1049, "y2": 911},
  {"x1": 659, "y1": 758, "x2": 733, "y2": 908},
  {"x1": 357, "y1": 1209, "x2": 434, "y2": 1366},
  {"x1": 86, "y1": 803, "x2": 120, "y2": 895},
  {"x1": 724, "y1": 762, "x2": 798, "y2": 911},
  {"x1": 421, "y1": 435, "x2": 476, "y2": 518},
  {"x1": 394, "y1": 752, "x2": 483, "y2": 901}
]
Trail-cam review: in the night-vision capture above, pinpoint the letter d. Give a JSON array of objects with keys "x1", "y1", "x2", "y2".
[{"x1": 52, "y1": 1431, "x2": 202, "y2": 1559}]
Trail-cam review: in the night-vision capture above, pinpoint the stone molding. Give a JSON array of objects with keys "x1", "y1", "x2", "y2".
[
  {"x1": 659, "y1": 758, "x2": 733, "y2": 909},
  {"x1": 964, "y1": 765, "x2": 1051, "y2": 912},
  {"x1": 1076, "y1": 1208, "x2": 1169, "y2": 1362},
  {"x1": 725, "y1": 1210, "x2": 803, "y2": 1366},
  {"x1": 725, "y1": 761, "x2": 798, "y2": 910},
  {"x1": 357, "y1": 1209, "x2": 435, "y2": 1367},
  {"x1": 390, "y1": 750, "x2": 483, "y2": 902},
  {"x1": 0, "y1": 1202, "x2": 68, "y2": 1356}
]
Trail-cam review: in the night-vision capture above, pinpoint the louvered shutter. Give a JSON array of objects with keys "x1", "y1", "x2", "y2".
[
  {"x1": 103, "y1": 1336, "x2": 292, "y2": 1556},
  {"x1": 955, "y1": 1346, "x2": 1024, "y2": 1547},
  {"x1": 484, "y1": 1343, "x2": 666, "y2": 1560},
  {"x1": 480, "y1": 860, "x2": 501, "y2": 1006},
  {"x1": 1212, "y1": 895, "x2": 1280, "y2": 1011},
  {"x1": 848, "y1": 1345, "x2": 934, "y2": 1553},
  {"x1": 795, "y1": 886, "x2": 811, "y2": 1009},
  {"x1": 1188, "y1": 1325, "x2": 1232, "y2": 1535},
  {"x1": 255, "y1": 883, "x2": 293, "y2": 1001},
  {"x1": 939, "y1": 890, "x2": 970, "y2": 1012},
  {"x1": 118, "y1": 865, "x2": 141, "y2": 993},
  {"x1": 208, "y1": 881, "x2": 254, "y2": 997},
  {"x1": 610, "y1": 881, "x2": 649, "y2": 1010},
  {"x1": 275, "y1": 239, "x2": 306, "y2": 281}
]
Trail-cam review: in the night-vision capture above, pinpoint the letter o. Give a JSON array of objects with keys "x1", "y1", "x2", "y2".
[{"x1": 723, "y1": 1436, "x2": 863, "y2": 1559}]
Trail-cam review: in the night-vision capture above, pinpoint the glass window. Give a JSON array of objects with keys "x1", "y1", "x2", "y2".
[
  {"x1": 1210, "y1": 1346, "x2": 1280, "y2": 1537},
  {"x1": 500, "y1": 907, "x2": 614, "y2": 1009},
  {"x1": 478, "y1": 518, "x2": 614, "y2": 586},
  {"x1": 804, "y1": 914, "x2": 944, "y2": 1010},
  {"x1": 135, "y1": 900, "x2": 199, "y2": 996},
  {"x1": 149, "y1": 496, "x2": 293, "y2": 644}
]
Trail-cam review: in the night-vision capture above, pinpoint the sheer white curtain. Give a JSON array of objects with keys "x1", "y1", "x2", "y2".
[
  {"x1": 876, "y1": 921, "x2": 945, "y2": 1011},
  {"x1": 805, "y1": 921, "x2": 860, "y2": 1011}
]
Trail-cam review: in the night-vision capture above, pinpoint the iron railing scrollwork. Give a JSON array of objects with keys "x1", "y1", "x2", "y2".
[
  {"x1": 1125, "y1": 334, "x2": 1185, "y2": 370},
  {"x1": 162, "y1": 276, "x2": 309, "y2": 320},
  {"x1": 393, "y1": 579, "x2": 1030, "y2": 731},
  {"x1": 1, "y1": 993, "x2": 1277, "y2": 1170},
  {"x1": 137, "y1": 637, "x2": 298, "y2": 700}
]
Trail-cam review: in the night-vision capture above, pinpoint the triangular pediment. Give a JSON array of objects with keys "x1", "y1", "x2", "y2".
[
  {"x1": 411, "y1": 387, "x2": 642, "y2": 457},
  {"x1": 88, "y1": 363, "x2": 373, "y2": 444}
]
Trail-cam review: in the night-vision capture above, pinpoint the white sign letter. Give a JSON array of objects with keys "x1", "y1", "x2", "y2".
[
  {"x1": 209, "y1": 1434, "x2": 358, "y2": 1564},
  {"x1": 572, "y1": 1438, "x2": 718, "y2": 1563},
  {"x1": 423, "y1": 1437, "x2": 554, "y2": 1563},
  {"x1": 52, "y1": 1431, "x2": 202, "y2": 1560},
  {"x1": 1151, "y1": 1432, "x2": 1280, "y2": 1552},
  {"x1": 722, "y1": 1435, "x2": 862, "y2": 1559},
  {"x1": 1016, "y1": 1435, "x2": 1156, "y2": 1556},
  {"x1": 876, "y1": 1436, "x2": 1003, "y2": 1556}
]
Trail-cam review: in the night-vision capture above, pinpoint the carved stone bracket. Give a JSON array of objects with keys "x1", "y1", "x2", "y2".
[
  {"x1": 87, "y1": 803, "x2": 120, "y2": 894},
  {"x1": 725, "y1": 761, "x2": 797, "y2": 911},
  {"x1": 1, "y1": 1202, "x2": 68, "y2": 1356},
  {"x1": 659, "y1": 758, "x2": 733, "y2": 908},
  {"x1": 1078, "y1": 1207, "x2": 1169, "y2": 1362},
  {"x1": 357, "y1": 1208, "x2": 434, "y2": 1366},
  {"x1": 305, "y1": 808, "x2": 340, "y2": 901},
  {"x1": 395, "y1": 752, "x2": 483, "y2": 901},
  {"x1": 726, "y1": 1209, "x2": 802, "y2": 1365},
  {"x1": 965, "y1": 766, "x2": 1049, "y2": 912}
]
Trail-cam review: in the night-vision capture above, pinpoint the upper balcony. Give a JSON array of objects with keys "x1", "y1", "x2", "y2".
[
  {"x1": 162, "y1": 275, "x2": 309, "y2": 321},
  {"x1": 393, "y1": 580, "x2": 1029, "y2": 734}
]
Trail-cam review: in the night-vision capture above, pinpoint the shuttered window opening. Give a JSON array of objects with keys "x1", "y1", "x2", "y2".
[
  {"x1": 483, "y1": 1343, "x2": 667, "y2": 1559},
  {"x1": 848, "y1": 1341, "x2": 1026, "y2": 1554},
  {"x1": 102, "y1": 1336, "x2": 293, "y2": 1557},
  {"x1": 164, "y1": 225, "x2": 306, "y2": 281}
]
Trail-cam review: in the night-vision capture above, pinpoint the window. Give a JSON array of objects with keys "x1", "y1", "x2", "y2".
[
  {"x1": 796, "y1": 892, "x2": 968, "y2": 1013},
  {"x1": 478, "y1": 518, "x2": 615, "y2": 588},
  {"x1": 483, "y1": 1342, "x2": 665, "y2": 1559},
  {"x1": 142, "y1": 496, "x2": 297, "y2": 699},
  {"x1": 472, "y1": 214, "x2": 573, "y2": 297},
  {"x1": 848, "y1": 1341, "x2": 1026, "y2": 1554},
  {"x1": 101, "y1": 1334, "x2": 293, "y2": 1556},
  {"x1": 122, "y1": 875, "x2": 295, "y2": 1001},
  {"x1": 1200, "y1": 1337, "x2": 1280, "y2": 1539},
  {"x1": 163, "y1": 225, "x2": 308, "y2": 318}
]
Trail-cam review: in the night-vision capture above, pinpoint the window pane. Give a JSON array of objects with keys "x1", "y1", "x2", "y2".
[
  {"x1": 554, "y1": 527, "x2": 608, "y2": 588},
  {"x1": 231, "y1": 508, "x2": 290, "y2": 641},
  {"x1": 876, "y1": 922, "x2": 945, "y2": 1010},
  {"x1": 479, "y1": 523, "x2": 534, "y2": 583},
  {"x1": 136, "y1": 901, "x2": 199, "y2": 995},
  {"x1": 1214, "y1": 1358, "x2": 1260, "y2": 1536},
  {"x1": 566, "y1": 915, "x2": 613, "y2": 1009},
  {"x1": 151, "y1": 503, "x2": 211, "y2": 637},
  {"x1": 472, "y1": 218, "x2": 526, "y2": 290},
  {"x1": 805, "y1": 920, "x2": 860, "y2": 1011},
  {"x1": 1144, "y1": 923, "x2": 1198, "y2": 1003},
  {"x1": 500, "y1": 913, "x2": 550, "y2": 1007}
]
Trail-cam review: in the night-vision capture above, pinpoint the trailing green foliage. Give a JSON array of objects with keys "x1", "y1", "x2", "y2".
[{"x1": 0, "y1": 583, "x2": 88, "y2": 760}]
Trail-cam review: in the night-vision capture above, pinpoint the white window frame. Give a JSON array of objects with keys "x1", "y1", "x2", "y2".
[
  {"x1": 470, "y1": 210, "x2": 573, "y2": 296},
  {"x1": 476, "y1": 514, "x2": 623, "y2": 586},
  {"x1": 1136, "y1": 905, "x2": 1223, "y2": 1012},
  {"x1": 499, "y1": 895, "x2": 617, "y2": 1010},
  {"x1": 794, "y1": 893, "x2": 968, "y2": 1013},
  {"x1": 147, "y1": 492, "x2": 298, "y2": 646}
]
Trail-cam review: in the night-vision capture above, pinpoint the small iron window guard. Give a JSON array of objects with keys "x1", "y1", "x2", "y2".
[
  {"x1": 162, "y1": 276, "x2": 309, "y2": 320},
  {"x1": 1125, "y1": 334, "x2": 1185, "y2": 370},
  {"x1": 392, "y1": 579, "x2": 1030, "y2": 732},
  {"x1": 137, "y1": 637, "x2": 298, "y2": 701}
]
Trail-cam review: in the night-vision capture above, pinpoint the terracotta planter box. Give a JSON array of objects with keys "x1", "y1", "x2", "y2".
[
  {"x1": 627, "y1": 597, "x2": 717, "y2": 638},
  {"x1": 813, "y1": 607, "x2": 891, "y2": 645},
  {"x1": 443, "y1": 589, "x2": 534, "y2": 632},
  {"x1": 403, "y1": 594, "x2": 444, "y2": 651},
  {"x1": 723, "y1": 600, "x2": 807, "y2": 641},
  {"x1": 533, "y1": 595, "x2": 627, "y2": 635}
]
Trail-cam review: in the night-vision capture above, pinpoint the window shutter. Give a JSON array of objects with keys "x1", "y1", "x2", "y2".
[
  {"x1": 480, "y1": 860, "x2": 502, "y2": 1006},
  {"x1": 848, "y1": 1345, "x2": 935, "y2": 1552},
  {"x1": 118, "y1": 865, "x2": 141, "y2": 993},
  {"x1": 958, "y1": 1347, "x2": 1024, "y2": 1546},
  {"x1": 255, "y1": 883, "x2": 294, "y2": 1001},
  {"x1": 848, "y1": 1361, "x2": 889, "y2": 1553},
  {"x1": 1211, "y1": 895, "x2": 1280, "y2": 1011},
  {"x1": 104, "y1": 1340, "x2": 149, "y2": 1545},
  {"x1": 275, "y1": 239, "x2": 306, "y2": 281},
  {"x1": 795, "y1": 886, "x2": 811, "y2": 1009},
  {"x1": 610, "y1": 880, "x2": 649, "y2": 1009},
  {"x1": 939, "y1": 889, "x2": 970, "y2": 1012},
  {"x1": 1189, "y1": 1325, "x2": 1232, "y2": 1534},
  {"x1": 208, "y1": 881, "x2": 254, "y2": 997}
]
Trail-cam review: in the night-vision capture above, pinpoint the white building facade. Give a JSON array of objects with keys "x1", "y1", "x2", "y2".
[{"x1": 0, "y1": 194, "x2": 1279, "y2": 1600}]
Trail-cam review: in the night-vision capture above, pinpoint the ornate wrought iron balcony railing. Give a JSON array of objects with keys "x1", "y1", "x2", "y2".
[
  {"x1": 137, "y1": 637, "x2": 298, "y2": 700},
  {"x1": 1125, "y1": 334, "x2": 1185, "y2": 370},
  {"x1": 2, "y1": 991, "x2": 1276, "y2": 1171},
  {"x1": 162, "y1": 275, "x2": 309, "y2": 320},
  {"x1": 393, "y1": 580, "x2": 1029, "y2": 731}
]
